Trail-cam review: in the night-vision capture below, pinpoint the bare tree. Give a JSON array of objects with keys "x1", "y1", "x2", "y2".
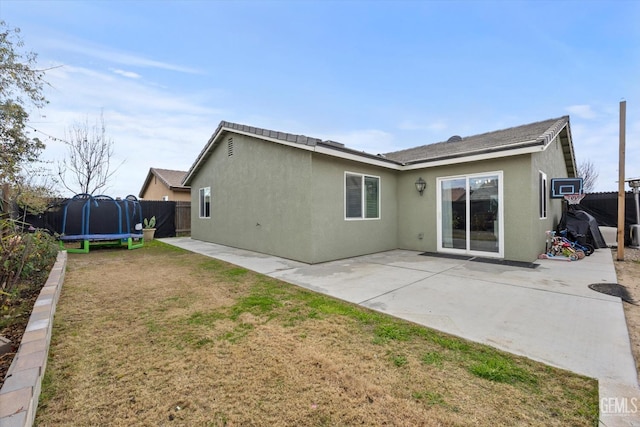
[
  {"x1": 57, "y1": 112, "x2": 122, "y2": 195},
  {"x1": 577, "y1": 159, "x2": 599, "y2": 193}
]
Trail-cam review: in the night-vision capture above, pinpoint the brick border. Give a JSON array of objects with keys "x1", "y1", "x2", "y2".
[{"x1": 0, "y1": 251, "x2": 67, "y2": 427}]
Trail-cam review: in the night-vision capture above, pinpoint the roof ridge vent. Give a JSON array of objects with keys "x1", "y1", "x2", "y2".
[
  {"x1": 323, "y1": 140, "x2": 345, "y2": 148},
  {"x1": 447, "y1": 135, "x2": 462, "y2": 142}
]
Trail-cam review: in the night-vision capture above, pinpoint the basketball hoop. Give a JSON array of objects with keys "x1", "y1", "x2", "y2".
[{"x1": 563, "y1": 193, "x2": 585, "y2": 205}]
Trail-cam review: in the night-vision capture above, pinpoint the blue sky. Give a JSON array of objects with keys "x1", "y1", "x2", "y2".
[{"x1": 1, "y1": 0, "x2": 638, "y2": 196}]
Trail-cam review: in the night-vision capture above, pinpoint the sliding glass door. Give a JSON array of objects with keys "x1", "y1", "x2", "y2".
[{"x1": 438, "y1": 172, "x2": 503, "y2": 257}]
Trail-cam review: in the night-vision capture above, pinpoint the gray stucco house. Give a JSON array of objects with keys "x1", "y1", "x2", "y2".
[{"x1": 183, "y1": 116, "x2": 576, "y2": 264}]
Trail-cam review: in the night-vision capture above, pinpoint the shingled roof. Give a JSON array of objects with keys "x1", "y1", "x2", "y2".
[
  {"x1": 139, "y1": 168, "x2": 190, "y2": 198},
  {"x1": 184, "y1": 116, "x2": 576, "y2": 185},
  {"x1": 216, "y1": 121, "x2": 324, "y2": 147},
  {"x1": 183, "y1": 121, "x2": 399, "y2": 185},
  {"x1": 383, "y1": 116, "x2": 570, "y2": 164}
]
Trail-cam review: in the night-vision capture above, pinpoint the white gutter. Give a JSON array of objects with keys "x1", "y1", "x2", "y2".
[
  {"x1": 313, "y1": 145, "x2": 402, "y2": 169},
  {"x1": 402, "y1": 144, "x2": 546, "y2": 170}
]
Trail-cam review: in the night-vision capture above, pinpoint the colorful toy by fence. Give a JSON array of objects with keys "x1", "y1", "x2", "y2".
[
  {"x1": 58, "y1": 194, "x2": 144, "y2": 253},
  {"x1": 539, "y1": 230, "x2": 593, "y2": 261}
]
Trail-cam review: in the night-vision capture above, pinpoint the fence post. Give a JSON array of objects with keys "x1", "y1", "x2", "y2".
[{"x1": 617, "y1": 101, "x2": 626, "y2": 261}]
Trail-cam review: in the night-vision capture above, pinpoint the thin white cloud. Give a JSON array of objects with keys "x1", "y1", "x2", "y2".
[
  {"x1": 42, "y1": 38, "x2": 202, "y2": 74},
  {"x1": 31, "y1": 62, "x2": 226, "y2": 197},
  {"x1": 566, "y1": 104, "x2": 597, "y2": 120},
  {"x1": 45, "y1": 65, "x2": 220, "y2": 116},
  {"x1": 110, "y1": 68, "x2": 141, "y2": 79}
]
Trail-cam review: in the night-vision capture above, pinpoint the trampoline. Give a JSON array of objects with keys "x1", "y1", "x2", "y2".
[{"x1": 58, "y1": 194, "x2": 144, "y2": 253}]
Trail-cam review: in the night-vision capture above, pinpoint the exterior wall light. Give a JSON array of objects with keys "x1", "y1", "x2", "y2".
[{"x1": 415, "y1": 177, "x2": 426, "y2": 196}]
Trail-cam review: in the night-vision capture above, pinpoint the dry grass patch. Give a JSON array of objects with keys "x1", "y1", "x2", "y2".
[{"x1": 36, "y1": 241, "x2": 598, "y2": 426}]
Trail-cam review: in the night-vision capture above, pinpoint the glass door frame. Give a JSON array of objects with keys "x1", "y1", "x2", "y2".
[{"x1": 436, "y1": 171, "x2": 504, "y2": 258}]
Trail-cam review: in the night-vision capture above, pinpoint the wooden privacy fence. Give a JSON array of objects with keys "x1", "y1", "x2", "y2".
[
  {"x1": 175, "y1": 201, "x2": 191, "y2": 236},
  {"x1": 140, "y1": 200, "x2": 191, "y2": 238}
]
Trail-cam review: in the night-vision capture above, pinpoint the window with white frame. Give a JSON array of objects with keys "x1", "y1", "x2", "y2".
[
  {"x1": 199, "y1": 187, "x2": 211, "y2": 218},
  {"x1": 345, "y1": 172, "x2": 380, "y2": 219},
  {"x1": 437, "y1": 171, "x2": 503, "y2": 257},
  {"x1": 539, "y1": 171, "x2": 547, "y2": 219}
]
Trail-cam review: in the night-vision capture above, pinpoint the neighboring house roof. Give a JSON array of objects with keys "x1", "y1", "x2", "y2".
[
  {"x1": 184, "y1": 117, "x2": 576, "y2": 185},
  {"x1": 139, "y1": 168, "x2": 190, "y2": 198}
]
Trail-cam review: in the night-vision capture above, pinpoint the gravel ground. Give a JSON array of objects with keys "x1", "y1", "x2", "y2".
[
  {"x1": 612, "y1": 247, "x2": 640, "y2": 384},
  {"x1": 614, "y1": 247, "x2": 640, "y2": 262}
]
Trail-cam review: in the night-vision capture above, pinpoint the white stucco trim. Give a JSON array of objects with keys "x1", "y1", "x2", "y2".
[
  {"x1": 403, "y1": 145, "x2": 545, "y2": 170},
  {"x1": 314, "y1": 145, "x2": 400, "y2": 169}
]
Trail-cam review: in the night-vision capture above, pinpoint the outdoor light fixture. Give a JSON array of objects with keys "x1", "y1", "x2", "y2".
[{"x1": 415, "y1": 177, "x2": 426, "y2": 196}]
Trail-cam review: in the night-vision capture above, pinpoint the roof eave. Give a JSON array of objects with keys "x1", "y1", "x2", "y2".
[
  {"x1": 184, "y1": 116, "x2": 575, "y2": 181},
  {"x1": 184, "y1": 123, "x2": 404, "y2": 185},
  {"x1": 315, "y1": 142, "x2": 403, "y2": 167},
  {"x1": 183, "y1": 123, "x2": 227, "y2": 186},
  {"x1": 562, "y1": 124, "x2": 577, "y2": 177},
  {"x1": 138, "y1": 169, "x2": 155, "y2": 198},
  {"x1": 401, "y1": 139, "x2": 543, "y2": 166},
  {"x1": 537, "y1": 118, "x2": 575, "y2": 177},
  {"x1": 402, "y1": 143, "x2": 547, "y2": 170}
]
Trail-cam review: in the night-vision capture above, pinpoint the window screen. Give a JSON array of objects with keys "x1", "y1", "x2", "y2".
[{"x1": 345, "y1": 173, "x2": 379, "y2": 219}]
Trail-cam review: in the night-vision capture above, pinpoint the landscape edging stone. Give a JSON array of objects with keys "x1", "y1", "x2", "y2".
[{"x1": 0, "y1": 250, "x2": 67, "y2": 427}]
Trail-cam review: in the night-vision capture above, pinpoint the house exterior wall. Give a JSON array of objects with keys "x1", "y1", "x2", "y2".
[
  {"x1": 529, "y1": 133, "x2": 571, "y2": 257},
  {"x1": 142, "y1": 178, "x2": 191, "y2": 201},
  {"x1": 189, "y1": 136, "x2": 399, "y2": 264},
  {"x1": 502, "y1": 154, "x2": 544, "y2": 261},
  {"x1": 189, "y1": 127, "x2": 572, "y2": 264},
  {"x1": 190, "y1": 134, "x2": 315, "y2": 262},
  {"x1": 308, "y1": 153, "x2": 398, "y2": 263},
  {"x1": 397, "y1": 155, "x2": 541, "y2": 262}
]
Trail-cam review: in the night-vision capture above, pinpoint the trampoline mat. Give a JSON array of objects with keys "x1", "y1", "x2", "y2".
[{"x1": 588, "y1": 283, "x2": 636, "y2": 304}]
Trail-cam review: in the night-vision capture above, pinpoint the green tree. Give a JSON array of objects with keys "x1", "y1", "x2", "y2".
[{"x1": 0, "y1": 21, "x2": 48, "y2": 185}]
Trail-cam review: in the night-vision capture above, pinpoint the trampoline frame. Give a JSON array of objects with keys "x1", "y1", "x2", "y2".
[{"x1": 58, "y1": 194, "x2": 145, "y2": 254}]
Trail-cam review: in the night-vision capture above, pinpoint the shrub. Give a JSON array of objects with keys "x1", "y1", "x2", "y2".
[{"x1": 1, "y1": 220, "x2": 58, "y2": 308}]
